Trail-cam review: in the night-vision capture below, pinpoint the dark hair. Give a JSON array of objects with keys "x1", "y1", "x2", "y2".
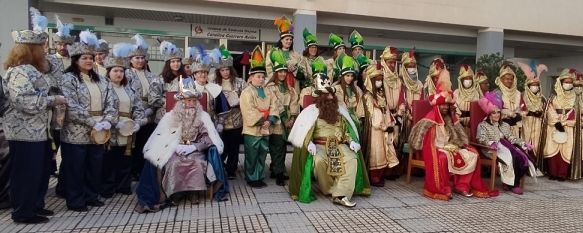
[
  {"x1": 340, "y1": 73, "x2": 357, "y2": 104},
  {"x1": 268, "y1": 69, "x2": 287, "y2": 88},
  {"x1": 215, "y1": 66, "x2": 239, "y2": 86},
  {"x1": 160, "y1": 59, "x2": 186, "y2": 83},
  {"x1": 302, "y1": 45, "x2": 318, "y2": 57},
  {"x1": 276, "y1": 37, "x2": 294, "y2": 51},
  {"x1": 106, "y1": 67, "x2": 128, "y2": 86},
  {"x1": 64, "y1": 54, "x2": 100, "y2": 82},
  {"x1": 129, "y1": 55, "x2": 146, "y2": 69}
]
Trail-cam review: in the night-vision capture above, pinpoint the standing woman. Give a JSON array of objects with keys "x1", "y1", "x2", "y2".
[
  {"x1": 125, "y1": 34, "x2": 157, "y2": 180},
  {"x1": 3, "y1": 17, "x2": 66, "y2": 223},
  {"x1": 326, "y1": 33, "x2": 346, "y2": 81},
  {"x1": 542, "y1": 68, "x2": 578, "y2": 181},
  {"x1": 333, "y1": 54, "x2": 365, "y2": 129},
  {"x1": 517, "y1": 61, "x2": 548, "y2": 157},
  {"x1": 101, "y1": 43, "x2": 146, "y2": 198},
  {"x1": 297, "y1": 28, "x2": 322, "y2": 89},
  {"x1": 215, "y1": 46, "x2": 247, "y2": 179},
  {"x1": 453, "y1": 64, "x2": 481, "y2": 129},
  {"x1": 60, "y1": 30, "x2": 117, "y2": 211},
  {"x1": 149, "y1": 41, "x2": 185, "y2": 124},
  {"x1": 265, "y1": 49, "x2": 300, "y2": 186},
  {"x1": 267, "y1": 16, "x2": 304, "y2": 90}
]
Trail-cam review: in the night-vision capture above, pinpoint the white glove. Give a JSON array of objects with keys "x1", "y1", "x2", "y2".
[
  {"x1": 349, "y1": 141, "x2": 361, "y2": 152},
  {"x1": 93, "y1": 122, "x2": 104, "y2": 131},
  {"x1": 216, "y1": 124, "x2": 224, "y2": 133},
  {"x1": 132, "y1": 123, "x2": 140, "y2": 133},
  {"x1": 307, "y1": 141, "x2": 317, "y2": 155},
  {"x1": 176, "y1": 144, "x2": 197, "y2": 155},
  {"x1": 100, "y1": 121, "x2": 112, "y2": 130},
  {"x1": 144, "y1": 108, "x2": 154, "y2": 117}
]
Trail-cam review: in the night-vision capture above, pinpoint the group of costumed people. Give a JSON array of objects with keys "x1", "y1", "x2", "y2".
[{"x1": 2, "y1": 9, "x2": 583, "y2": 224}]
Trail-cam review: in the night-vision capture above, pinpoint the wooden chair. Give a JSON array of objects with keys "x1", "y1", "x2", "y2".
[
  {"x1": 405, "y1": 100, "x2": 432, "y2": 183},
  {"x1": 468, "y1": 101, "x2": 525, "y2": 190},
  {"x1": 469, "y1": 101, "x2": 498, "y2": 190}
]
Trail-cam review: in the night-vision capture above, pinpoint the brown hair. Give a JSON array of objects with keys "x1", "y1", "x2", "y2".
[
  {"x1": 106, "y1": 67, "x2": 128, "y2": 86},
  {"x1": 315, "y1": 93, "x2": 339, "y2": 124},
  {"x1": 4, "y1": 44, "x2": 48, "y2": 72},
  {"x1": 340, "y1": 74, "x2": 357, "y2": 104},
  {"x1": 215, "y1": 66, "x2": 239, "y2": 86},
  {"x1": 161, "y1": 59, "x2": 186, "y2": 83}
]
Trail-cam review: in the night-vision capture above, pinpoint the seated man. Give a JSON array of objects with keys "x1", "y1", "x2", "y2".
[
  {"x1": 409, "y1": 68, "x2": 498, "y2": 200},
  {"x1": 288, "y1": 69, "x2": 370, "y2": 207},
  {"x1": 135, "y1": 76, "x2": 227, "y2": 213}
]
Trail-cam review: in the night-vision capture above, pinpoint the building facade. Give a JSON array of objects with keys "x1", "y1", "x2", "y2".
[{"x1": 2, "y1": 0, "x2": 583, "y2": 96}]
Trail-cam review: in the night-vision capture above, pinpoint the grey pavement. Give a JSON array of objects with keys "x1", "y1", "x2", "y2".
[{"x1": 1, "y1": 154, "x2": 583, "y2": 233}]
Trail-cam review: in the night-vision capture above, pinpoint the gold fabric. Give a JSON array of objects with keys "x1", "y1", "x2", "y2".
[
  {"x1": 83, "y1": 73, "x2": 104, "y2": 124},
  {"x1": 311, "y1": 119, "x2": 358, "y2": 199},
  {"x1": 113, "y1": 84, "x2": 131, "y2": 144},
  {"x1": 133, "y1": 68, "x2": 151, "y2": 98},
  {"x1": 363, "y1": 92, "x2": 399, "y2": 170},
  {"x1": 240, "y1": 86, "x2": 279, "y2": 136},
  {"x1": 334, "y1": 84, "x2": 365, "y2": 119},
  {"x1": 95, "y1": 63, "x2": 107, "y2": 77},
  {"x1": 265, "y1": 82, "x2": 300, "y2": 135},
  {"x1": 544, "y1": 96, "x2": 576, "y2": 163}
]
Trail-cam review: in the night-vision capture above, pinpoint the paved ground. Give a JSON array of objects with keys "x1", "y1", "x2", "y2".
[{"x1": 2, "y1": 154, "x2": 583, "y2": 233}]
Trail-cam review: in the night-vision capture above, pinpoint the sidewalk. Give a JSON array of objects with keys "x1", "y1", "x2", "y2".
[{"x1": 1, "y1": 155, "x2": 583, "y2": 232}]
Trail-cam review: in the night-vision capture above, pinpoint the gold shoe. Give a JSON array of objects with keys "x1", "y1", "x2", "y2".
[
  {"x1": 455, "y1": 189, "x2": 474, "y2": 197},
  {"x1": 332, "y1": 197, "x2": 356, "y2": 208}
]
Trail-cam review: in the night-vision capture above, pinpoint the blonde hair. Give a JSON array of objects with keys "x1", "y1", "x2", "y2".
[{"x1": 4, "y1": 44, "x2": 48, "y2": 72}]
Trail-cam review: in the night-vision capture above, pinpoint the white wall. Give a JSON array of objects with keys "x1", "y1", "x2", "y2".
[
  {"x1": 0, "y1": 0, "x2": 29, "y2": 74},
  {"x1": 539, "y1": 55, "x2": 583, "y2": 97}
]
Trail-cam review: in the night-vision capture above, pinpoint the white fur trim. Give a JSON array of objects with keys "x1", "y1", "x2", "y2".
[
  {"x1": 197, "y1": 82, "x2": 222, "y2": 98},
  {"x1": 143, "y1": 111, "x2": 181, "y2": 168},
  {"x1": 143, "y1": 110, "x2": 224, "y2": 169},
  {"x1": 288, "y1": 104, "x2": 319, "y2": 147},
  {"x1": 287, "y1": 104, "x2": 358, "y2": 148}
]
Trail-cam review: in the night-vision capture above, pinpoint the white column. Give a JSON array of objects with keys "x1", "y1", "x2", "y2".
[{"x1": 293, "y1": 9, "x2": 317, "y2": 53}]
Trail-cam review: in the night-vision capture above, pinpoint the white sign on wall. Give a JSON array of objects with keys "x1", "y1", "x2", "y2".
[{"x1": 192, "y1": 24, "x2": 259, "y2": 41}]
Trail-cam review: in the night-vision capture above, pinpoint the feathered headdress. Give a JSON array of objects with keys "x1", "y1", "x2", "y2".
[
  {"x1": 12, "y1": 7, "x2": 48, "y2": 44},
  {"x1": 30, "y1": 7, "x2": 47, "y2": 32},
  {"x1": 104, "y1": 42, "x2": 133, "y2": 68},
  {"x1": 68, "y1": 30, "x2": 99, "y2": 57},
  {"x1": 517, "y1": 60, "x2": 547, "y2": 85},
  {"x1": 478, "y1": 91, "x2": 503, "y2": 114},
  {"x1": 303, "y1": 28, "x2": 318, "y2": 48},
  {"x1": 129, "y1": 33, "x2": 149, "y2": 58},
  {"x1": 269, "y1": 48, "x2": 288, "y2": 72},
  {"x1": 349, "y1": 30, "x2": 364, "y2": 49},
  {"x1": 159, "y1": 40, "x2": 183, "y2": 61},
  {"x1": 328, "y1": 33, "x2": 345, "y2": 50},
  {"x1": 190, "y1": 45, "x2": 220, "y2": 73},
  {"x1": 248, "y1": 46, "x2": 266, "y2": 75},
  {"x1": 96, "y1": 39, "x2": 109, "y2": 53},
  {"x1": 217, "y1": 45, "x2": 233, "y2": 68},
  {"x1": 274, "y1": 16, "x2": 294, "y2": 38},
  {"x1": 54, "y1": 15, "x2": 75, "y2": 44},
  {"x1": 335, "y1": 53, "x2": 357, "y2": 77}
]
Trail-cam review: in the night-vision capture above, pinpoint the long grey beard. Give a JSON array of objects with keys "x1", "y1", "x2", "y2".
[{"x1": 174, "y1": 103, "x2": 200, "y2": 140}]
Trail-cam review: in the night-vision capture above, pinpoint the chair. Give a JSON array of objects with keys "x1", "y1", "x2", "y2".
[
  {"x1": 469, "y1": 101, "x2": 498, "y2": 190},
  {"x1": 405, "y1": 100, "x2": 432, "y2": 183},
  {"x1": 468, "y1": 102, "x2": 524, "y2": 190}
]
